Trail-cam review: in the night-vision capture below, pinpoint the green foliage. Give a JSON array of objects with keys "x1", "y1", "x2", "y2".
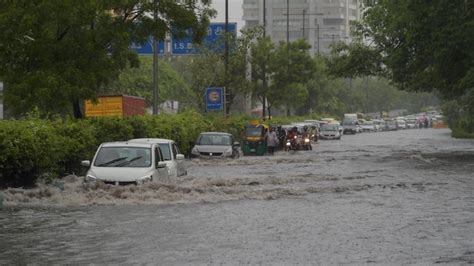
[
  {"x1": 106, "y1": 57, "x2": 194, "y2": 106},
  {"x1": 269, "y1": 40, "x2": 315, "y2": 111},
  {"x1": 327, "y1": 42, "x2": 383, "y2": 78},
  {"x1": 0, "y1": 120, "x2": 65, "y2": 188},
  {"x1": 357, "y1": 0, "x2": 473, "y2": 98},
  {"x1": 0, "y1": 112, "x2": 252, "y2": 188},
  {"x1": 89, "y1": 117, "x2": 135, "y2": 144},
  {"x1": 0, "y1": 0, "x2": 214, "y2": 118},
  {"x1": 51, "y1": 119, "x2": 97, "y2": 175},
  {"x1": 173, "y1": 27, "x2": 260, "y2": 112},
  {"x1": 442, "y1": 89, "x2": 474, "y2": 138}
]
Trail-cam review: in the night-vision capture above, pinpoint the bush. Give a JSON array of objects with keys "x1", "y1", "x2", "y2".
[
  {"x1": 89, "y1": 117, "x2": 135, "y2": 144},
  {"x1": 52, "y1": 119, "x2": 97, "y2": 176},
  {"x1": 0, "y1": 120, "x2": 65, "y2": 188},
  {"x1": 0, "y1": 112, "x2": 337, "y2": 188},
  {"x1": 442, "y1": 98, "x2": 474, "y2": 139}
]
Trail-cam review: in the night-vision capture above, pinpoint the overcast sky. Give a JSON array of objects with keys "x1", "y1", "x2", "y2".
[{"x1": 210, "y1": 0, "x2": 244, "y2": 32}]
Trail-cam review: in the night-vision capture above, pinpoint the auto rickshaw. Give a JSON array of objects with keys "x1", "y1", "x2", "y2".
[{"x1": 242, "y1": 122, "x2": 268, "y2": 156}]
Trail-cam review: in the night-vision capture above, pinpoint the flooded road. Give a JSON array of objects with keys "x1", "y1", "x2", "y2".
[{"x1": 1, "y1": 128, "x2": 473, "y2": 264}]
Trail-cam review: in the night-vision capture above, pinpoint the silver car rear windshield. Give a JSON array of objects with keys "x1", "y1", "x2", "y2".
[
  {"x1": 198, "y1": 134, "x2": 232, "y2": 146},
  {"x1": 94, "y1": 147, "x2": 151, "y2": 167}
]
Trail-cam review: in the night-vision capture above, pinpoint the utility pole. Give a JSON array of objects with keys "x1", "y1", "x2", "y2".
[
  {"x1": 152, "y1": 0, "x2": 158, "y2": 115},
  {"x1": 302, "y1": 9, "x2": 306, "y2": 39},
  {"x1": 224, "y1": 0, "x2": 229, "y2": 116},
  {"x1": 286, "y1": 0, "x2": 289, "y2": 46},
  {"x1": 262, "y1": 0, "x2": 267, "y2": 120},
  {"x1": 263, "y1": 0, "x2": 266, "y2": 36},
  {"x1": 317, "y1": 24, "x2": 320, "y2": 54}
]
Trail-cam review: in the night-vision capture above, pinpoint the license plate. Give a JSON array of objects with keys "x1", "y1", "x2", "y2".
[{"x1": 250, "y1": 149, "x2": 256, "y2": 152}]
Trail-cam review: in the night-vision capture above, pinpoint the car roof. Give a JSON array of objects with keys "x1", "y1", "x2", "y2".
[
  {"x1": 128, "y1": 138, "x2": 174, "y2": 144},
  {"x1": 199, "y1": 132, "x2": 232, "y2": 136},
  {"x1": 100, "y1": 141, "x2": 153, "y2": 148}
]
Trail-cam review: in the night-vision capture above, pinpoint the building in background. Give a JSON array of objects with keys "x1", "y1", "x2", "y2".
[{"x1": 242, "y1": 0, "x2": 360, "y2": 55}]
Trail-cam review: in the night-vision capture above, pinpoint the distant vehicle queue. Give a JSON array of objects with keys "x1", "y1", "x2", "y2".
[{"x1": 81, "y1": 111, "x2": 445, "y2": 185}]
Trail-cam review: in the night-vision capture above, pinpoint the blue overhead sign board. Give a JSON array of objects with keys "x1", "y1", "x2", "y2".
[
  {"x1": 205, "y1": 87, "x2": 225, "y2": 111},
  {"x1": 172, "y1": 23, "x2": 237, "y2": 55},
  {"x1": 131, "y1": 38, "x2": 165, "y2": 55}
]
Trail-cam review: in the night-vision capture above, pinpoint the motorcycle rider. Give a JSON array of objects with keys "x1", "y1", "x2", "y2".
[
  {"x1": 286, "y1": 127, "x2": 298, "y2": 150},
  {"x1": 301, "y1": 126, "x2": 312, "y2": 150},
  {"x1": 276, "y1": 126, "x2": 287, "y2": 149}
]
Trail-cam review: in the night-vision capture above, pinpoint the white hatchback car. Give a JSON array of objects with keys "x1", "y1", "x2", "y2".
[
  {"x1": 129, "y1": 138, "x2": 187, "y2": 177},
  {"x1": 82, "y1": 141, "x2": 168, "y2": 185}
]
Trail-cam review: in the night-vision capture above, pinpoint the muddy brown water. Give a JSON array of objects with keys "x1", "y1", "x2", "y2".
[{"x1": 1, "y1": 128, "x2": 473, "y2": 264}]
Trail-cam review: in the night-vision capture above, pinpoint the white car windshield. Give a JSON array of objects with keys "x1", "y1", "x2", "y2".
[
  {"x1": 159, "y1": 144, "x2": 172, "y2": 160},
  {"x1": 94, "y1": 147, "x2": 151, "y2": 167},
  {"x1": 198, "y1": 134, "x2": 232, "y2": 146}
]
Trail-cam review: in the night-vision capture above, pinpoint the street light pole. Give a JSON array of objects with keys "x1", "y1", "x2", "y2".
[
  {"x1": 317, "y1": 23, "x2": 320, "y2": 54},
  {"x1": 224, "y1": 0, "x2": 229, "y2": 116},
  {"x1": 262, "y1": 0, "x2": 267, "y2": 120},
  {"x1": 263, "y1": 0, "x2": 266, "y2": 36},
  {"x1": 302, "y1": 9, "x2": 306, "y2": 39},
  {"x1": 152, "y1": 0, "x2": 158, "y2": 115},
  {"x1": 286, "y1": 0, "x2": 289, "y2": 46}
]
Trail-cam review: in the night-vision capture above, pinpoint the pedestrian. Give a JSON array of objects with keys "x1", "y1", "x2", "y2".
[{"x1": 266, "y1": 128, "x2": 278, "y2": 155}]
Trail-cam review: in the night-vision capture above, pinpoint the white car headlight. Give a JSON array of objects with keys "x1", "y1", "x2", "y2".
[
  {"x1": 223, "y1": 148, "x2": 233, "y2": 156},
  {"x1": 84, "y1": 174, "x2": 97, "y2": 183},
  {"x1": 191, "y1": 147, "x2": 199, "y2": 155},
  {"x1": 136, "y1": 175, "x2": 152, "y2": 184}
]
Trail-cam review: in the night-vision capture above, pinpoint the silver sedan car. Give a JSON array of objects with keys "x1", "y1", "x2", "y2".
[{"x1": 191, "y1": 132, "x2": 240, "y2": 159}]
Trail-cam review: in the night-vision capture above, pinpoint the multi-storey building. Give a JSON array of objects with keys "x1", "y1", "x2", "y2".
[{"x1": 242, "y1": 0, "x2": 360, "y2": 55}]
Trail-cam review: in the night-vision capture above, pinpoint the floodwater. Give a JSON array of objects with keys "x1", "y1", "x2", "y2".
[{"x1": 1, "y1": 128, "x2": 473, "y2": 264}]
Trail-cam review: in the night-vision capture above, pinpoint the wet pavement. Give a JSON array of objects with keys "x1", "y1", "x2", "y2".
[{"x1": 1, "y1": 128, "x2": 473, "y2": 264}]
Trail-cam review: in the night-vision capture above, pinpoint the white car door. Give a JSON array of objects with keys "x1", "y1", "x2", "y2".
[
  {"x1": 153, "y1": 146, "x2": 169, "y2": 180},
  {"x1": 171, "y1": 142, "x2": 186, "y2": 176},
  {"x1": 158, "y1": 143, "x2": 178, "y2": 177}
]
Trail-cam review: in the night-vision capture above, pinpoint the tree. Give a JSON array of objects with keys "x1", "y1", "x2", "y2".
[
  {"x1": 357, "y1": 0, "x2": 473, "y2": 99},
  {"x1": 270, "y1": 39, "x2": 315, "y2": 115},
  {"x1": 106, "y1": 57, "x2": 194, "y2": 108},
  {"x1": 250, "y1": 35, "x2": 274, "y2": 118},
  {"x1": 297, "y1": 55, "x2": 329, "y2": 115},
  {"x1": 175, "y1": 27, "x2": 260, "y2": 113},
  {"x1": 327, "y1": 42, "x2": 383, "y2": 78},
  {"x1": 0, "y1": 0, "x2": 214, "y2": 118}
]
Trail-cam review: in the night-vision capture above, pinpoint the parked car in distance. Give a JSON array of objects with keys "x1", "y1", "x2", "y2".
[
  {"x1": 320, "y1": 123, "x2": 342, "y2": 140},
  {"x1": 128, "y1": 138, "x2": 187, "y2": 177},
  {"x1": 191, "y1": 132, "x2": 240, "y2": 159},
  {"x1": 406, "y1": 116, "x2": 417, "y2": 129},
  {"x1": 397, "y1": 119, "x2": 407, "y2": 129},
  {"x1": 385, "y1": 119, "x2": 398, "y2": 131},
  {"x1": 342, "y1": 119, "x2": 358, "y2": 134},
  {"x1": 81, "y1": 141, "x2": 168, "y2": 185},
  {"x1": 373, "y1": 119, "x2": 384, "y2": 131},
  {"x1": 361, "y1": 121, "x2": 376, "y2": 132}
]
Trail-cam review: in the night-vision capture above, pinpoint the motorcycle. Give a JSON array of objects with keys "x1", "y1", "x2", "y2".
[
  {"x1": 285, "y1": 136, "x2": 298, "y2": 151},
  {"x1": 302, "y1": 136, "x2": 312, "y2": 150}
]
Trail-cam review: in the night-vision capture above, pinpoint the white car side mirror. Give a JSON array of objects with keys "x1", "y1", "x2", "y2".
[
  {"x1": 157, "y1": 161, "x2": 167, "y2": 169},
  {"x1": 81, "y1": 160, "x2": 91, "y2": 167},
  {"x1": 176, "y1": 154, "x2": 185, "y2": 160}
]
